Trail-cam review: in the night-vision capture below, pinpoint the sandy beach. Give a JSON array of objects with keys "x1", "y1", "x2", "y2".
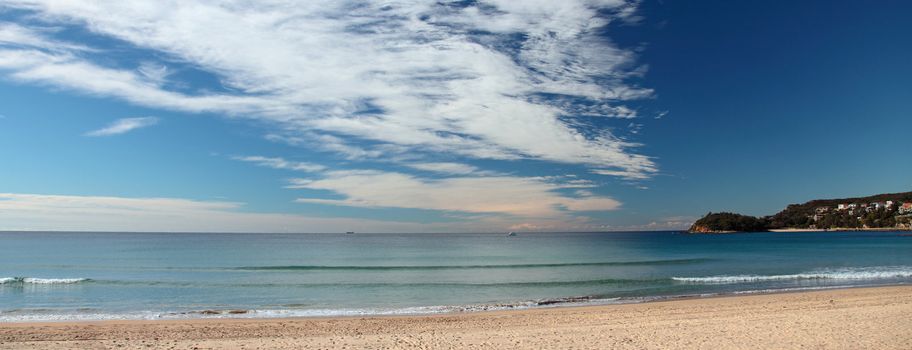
[{"x1": 1, "y1": 285, "x2": 910, "y2": 349}]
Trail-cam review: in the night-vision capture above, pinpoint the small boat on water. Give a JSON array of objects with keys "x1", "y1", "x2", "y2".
[
  {"x1": 345, "y1": 231, "x2": 355, "y2": 235},
  {"x1": 506, "y1": 231, "x2": 517, "y2": 237}
]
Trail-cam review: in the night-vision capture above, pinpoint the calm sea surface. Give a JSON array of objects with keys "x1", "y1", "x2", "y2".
[{"x1": 2, "y1": 231, "x2": 911, "y2": 321}]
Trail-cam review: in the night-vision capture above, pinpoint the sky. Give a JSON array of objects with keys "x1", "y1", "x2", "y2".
[{"x1": 0, "y1": 0, "x2": 910, "y2": 233}]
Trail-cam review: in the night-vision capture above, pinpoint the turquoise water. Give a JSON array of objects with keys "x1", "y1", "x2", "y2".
[{"x1": 2, "y1": 231, "x2": 911, "y2": 321}]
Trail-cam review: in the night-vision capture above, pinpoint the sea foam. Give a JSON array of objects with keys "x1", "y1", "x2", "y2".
[
  {"x1": 0, "y1": 277, "x2": 90, "y2": 284},
  {"x1": 672, "y1": 266, "x2": 912, "y2": 284}
]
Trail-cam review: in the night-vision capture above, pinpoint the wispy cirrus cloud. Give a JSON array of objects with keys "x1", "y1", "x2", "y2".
[
  {"x1": 0, "y1": 22, "x2": 93, "y2": 52},
  {"x1": 136, "y1": 62, "x2": 171, "y2": 85},
  {"x1": 0, "y1": 1, "x2": 657, "y2": 179},
  {"x1": 233, "y1": 156, "x2": 325, "y2": 173},
  {"x1": 403, "y1": 162, "x2": 481, "y2": 175},
  {"x1": 85, "y1": 117, "x2": 159, "y2": 137},
  {"x1": 590, "y1": 168, "x2": 651, "y2": 180}
]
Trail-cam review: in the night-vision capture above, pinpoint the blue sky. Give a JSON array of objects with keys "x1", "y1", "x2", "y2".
[{"x1": 0, "y1": 0, "x2": 909, "y2": 232}]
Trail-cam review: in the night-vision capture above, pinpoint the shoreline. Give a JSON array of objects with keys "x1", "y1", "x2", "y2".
[
  {"x1": 688, "y1": 228, "x2": 912, "y2": 233},
  {"x1": 770, "y1": 227, "x2": 912, "y2": 232},
  {"x1": 2, "y1": 285, "x2": 911, "y2": 349},
  {"x1": 0, "y1": 282, "x2": 899, "y2": 323}
]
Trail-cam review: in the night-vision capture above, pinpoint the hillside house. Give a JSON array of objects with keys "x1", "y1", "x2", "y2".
[{"x1": 900, "y1": 202, "x2": 912, "y2": 215}]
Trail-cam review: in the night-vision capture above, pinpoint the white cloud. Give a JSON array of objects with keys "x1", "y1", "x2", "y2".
[
  {"x1": 403, "y1": 162, "x2": 480, "y2": 175},
  {"x1": 0, "y1": 22, "x2": 92, "y2": 52},
  {"x1": 0, "y1": 47, "x2": 277, "y2": 115},
  {"x1": 591, "y1": 168, "x2": 651, "y2": 180},
  {"x1": 0, "y1": 192, "x2": 610, "y2": 233},
  {"x1": 85, "y1": 117, "x2": 159, "y2": 136},
  {"x1": 137, "y1": 62, "x2": 171, "y2": 85},
  {"x1": 0, "y1": 1, "x2": 657, "y2": 179},
  {"x1": 291, "y1": 170, "x2": 620, "y2": 218},
  {"x1": 233, "y1": 155, "x2": 325, "y2": 172},
  {"x1": 0, "y1": 192, "x2": 435, "y2": 232}
]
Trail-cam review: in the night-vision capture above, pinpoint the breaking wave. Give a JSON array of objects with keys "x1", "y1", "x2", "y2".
[
  {"x1": 673, "y1": 266, "x2": 912, "y2": 284},
  {"x1": 0, "y1": 277, "x2": 90, "y2": 285}
]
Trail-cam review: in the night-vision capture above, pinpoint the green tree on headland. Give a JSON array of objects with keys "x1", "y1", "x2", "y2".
[
  {"x1": 690, "y1": 191, "x2": 912, "y2": 232},
  {"x1": 689, "y1": 212, "x2": 768, "y2": 233}
]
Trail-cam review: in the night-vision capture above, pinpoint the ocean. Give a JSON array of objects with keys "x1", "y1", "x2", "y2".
[{"x1": 2, "y1": 230, "x2": 911, "y2": 321}]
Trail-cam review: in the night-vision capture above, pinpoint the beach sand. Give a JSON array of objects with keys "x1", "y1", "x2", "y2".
[{"x1": 2, "y1": 285, "x2": 911, "y2": 349}]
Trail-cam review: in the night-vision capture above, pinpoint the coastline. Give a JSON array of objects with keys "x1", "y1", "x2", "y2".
[
  {"x1": 2, "y1": 285, "x2": 910, "y2": 349},
  {"x1": 769, "y1": 228, "x2": 912, "y2": 232},
  {"x1": 687, "y1": 228, "x2": 912, "y2": 233}
]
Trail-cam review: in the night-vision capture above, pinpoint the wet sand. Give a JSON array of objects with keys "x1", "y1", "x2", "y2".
[{"x1": 2, "y1": 285, "x2": 911, "y2": 349}]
